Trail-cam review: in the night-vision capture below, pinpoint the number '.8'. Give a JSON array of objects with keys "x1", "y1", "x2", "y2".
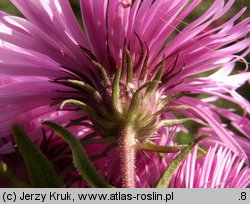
[{"x1": 240, "y1": 192, "x2": 246, "y2": 200}]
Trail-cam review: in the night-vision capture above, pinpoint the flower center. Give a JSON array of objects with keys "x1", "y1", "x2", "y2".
[
  {"x1": 52, "y1": 45, "x2": 189, "y2": 143},
  {"x1": 51, "y1": 44, "x2": 190, "y2": 188}
]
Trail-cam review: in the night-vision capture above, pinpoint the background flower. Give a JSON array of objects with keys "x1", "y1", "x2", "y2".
[
  {"x1": 169, "y1": 144, "x2": 250, "y2": 188},
  {"x1": 0, "y1": 0, "x2": 249, "y2": 187}
]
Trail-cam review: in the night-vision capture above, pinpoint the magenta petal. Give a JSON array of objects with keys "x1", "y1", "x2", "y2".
[
  {"x1": 169, "y1": 144, "x2": 250, "y2": 188},
  {"x1": 0, "y1": 0, "x2": 249, "y2": 188}
]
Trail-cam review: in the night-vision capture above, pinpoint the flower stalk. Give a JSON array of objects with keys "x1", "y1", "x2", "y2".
[{"x1": 119, "y1": 124, "x2": 137, "y2": 188}]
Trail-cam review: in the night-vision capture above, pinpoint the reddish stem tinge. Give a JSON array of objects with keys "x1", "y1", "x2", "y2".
[{"x1": 119, "y1": 125, "x2": 137, "y2": 188}]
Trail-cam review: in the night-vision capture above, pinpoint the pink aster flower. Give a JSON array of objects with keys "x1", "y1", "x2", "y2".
[
  {"x1": 169, "y1": 144, "x2": 250, "y2": 188},
  {"x1": 0, "y1": 0, "x2": 249, "y2": 187}
]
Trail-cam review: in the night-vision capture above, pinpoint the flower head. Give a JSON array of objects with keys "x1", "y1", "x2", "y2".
[{"x1": 0, "y1": 0, "x2": 249, "y2": 187}]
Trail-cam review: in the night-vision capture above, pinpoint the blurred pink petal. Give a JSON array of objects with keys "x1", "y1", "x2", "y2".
[
  {"x1": 0, "y1": 0, "x2": 249, "y2": 187},
  {"x1": 169, "y1": 145, "x2": 250, "y2": 188}
]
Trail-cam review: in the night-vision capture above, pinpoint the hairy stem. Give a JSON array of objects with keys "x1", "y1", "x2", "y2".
[{"x1": 119, "y1": 125, "x2": 137, "y2": 188}]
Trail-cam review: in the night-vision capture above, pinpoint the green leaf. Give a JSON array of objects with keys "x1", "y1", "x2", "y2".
[
  {"x1": 136, "y1": 141, "x2": 188, "y2": 153},
  {"x1": 125, "y1": 47, "x2": 133, "y2": 84},
  {"x1": 153, "y1": 105, "x2": 190, "y2": 117},
  {"x1": 157, "y1": 118, "x2": 192, "y2": 128},
  {"x1": 145, "y1": 58, "x2": 164, "y2": 99},
  {"x1": 0, "y1": 161, "x2": 29, "y2": 188},
  {"x1": 43, "y1": 121, "x2": 112, "y2": 188},
  {"x1": 139, "y1": 45, "x2": 149, "y2": 81},
  {"x1": 156, "y1": 135, "x2": 208, "y2": 188},
  {"x1": 67, "y1": 79, "x2": 102, "y2": 102},
  {"x1": 112, "y1": 67, "x2": 122, "y2": 114},
  {"x1": 159, "y1": 91, "x2": 190, "y2": 108},
  {"x1": 12, "y1": 124, "x2": 59, "y2": 188},
  {"x1": 91, "y1": 60, "x2": 111, "y2": 87},
  {"x1": 61, "y1": 99, "x2": 114, "y2": 129}
]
